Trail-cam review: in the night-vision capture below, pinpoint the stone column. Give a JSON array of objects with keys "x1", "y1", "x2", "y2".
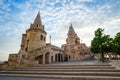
[
  {"x1": 53, "y1": 54, "x2": 55, "y2": 62},
  {"x1": 43, "y1": 54, "x2": 45, "y2": 64},
  {"x1": 49, "y1": 52, "x2": 51, "y2": 64}
]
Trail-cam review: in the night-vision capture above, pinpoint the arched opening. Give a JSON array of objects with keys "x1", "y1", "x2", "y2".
[
  {"x1": 35, "y1": 55, "x2": 43, "y2": 64},
  {"x1": 45, "y1": 52, "x2": 50, "y2": 64},
  {"x1": 58, "y1": 53, "x2": 61, "y2": 62},
  {"x1": 55, "y1": 54, "x2": 57, "y2": 62},
  {"x1": 36, "y1": 24, "x2": 39, "y2": 27},
  {"x1": 51, "y1": 56, "x2": 53, "y2": 63},
  {"x1": 75, "y1": 39, "x2": 77, "y2": 45},
  {"x1": 69, "y1": 55, "x2": 71, "y2": 59},
  {"x1": 40, "y1": 35, "x2": 43, "y2": 40},
  {"x1": 64, "y1": 54, "x2": 68, "y2": 61}
]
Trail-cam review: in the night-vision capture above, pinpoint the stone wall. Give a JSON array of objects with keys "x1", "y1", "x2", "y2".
[{"x1": 8, "y1": 54, "x2": 18, "y2": 68}]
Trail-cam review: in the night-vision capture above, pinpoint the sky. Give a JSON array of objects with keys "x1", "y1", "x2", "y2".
[{"x1": 0, "y1": 0, "x2": 120, "y2": 61}]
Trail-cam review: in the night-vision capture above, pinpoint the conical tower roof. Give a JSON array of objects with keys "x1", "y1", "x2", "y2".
[
  {"x1": 68, "y1": 24, "x2": 75, "y2": 33},
  {"x1": 33, "y1": 11, "x2": 42, "y2": 26},
  {"x1": 68, "y1": 24, "x2": 76, "y2": 37},
  {"x1": 30, "y1": 11, "x2": 44, "y2": 30}
]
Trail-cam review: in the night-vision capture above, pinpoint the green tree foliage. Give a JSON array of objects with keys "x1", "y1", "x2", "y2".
[
  {"x1": 91, "y1": 28, "x2": 104, "y2": 53},
  {"x1": 113, "y1": 32, "x2": 120, "y2": 54},
  {"x1": 90, "y1": 28, "x2": 113, "y2": 62}
]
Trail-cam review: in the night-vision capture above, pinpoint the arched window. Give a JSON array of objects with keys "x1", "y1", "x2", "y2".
[
  {"x1": 27, "y1": 40, "x2": 29, "y2": 46},
  {"x1": 41, "y1": 35, "x2": 43, "y2": 40},
  {"x1": 25, "y1": 47, "x2": 28, "y2": 52},
  {"x1": 69, "y1": 55, "x2": 71, "y2": 59},
  {"x1": 36, "y1": 24, "x2": 39, "y2": 27}
]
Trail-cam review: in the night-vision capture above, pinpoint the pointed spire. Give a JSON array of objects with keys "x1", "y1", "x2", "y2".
[
  {"x1": 67, "y1": 23, "x2": 78, "y2": 37},
  {"x1": 34, "y1": 11, "x2": 43, "y2": 26},
  {"x1": 69, "y1": 23, "x2": 75, "y2": 33},
  {"x1": 30, "y1": 11, "x2": 44, "y2": 30}
]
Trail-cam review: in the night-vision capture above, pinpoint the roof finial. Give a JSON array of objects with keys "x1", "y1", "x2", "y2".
[
  {"x1": 37, "y1": 11, "x2": 40, "y2": 17},
  {"x1": 49, "y1": 35, "x2": 51, "y2": 44},
  {"x1": 68, "y1": 23, "x2": 75, "y2": 34},
  {"x1": 69, "y1": 23, "x2": 74, "y2": 30},
  {"x1": 70, "y1": 23, "x2": 73, "y2": 28}
]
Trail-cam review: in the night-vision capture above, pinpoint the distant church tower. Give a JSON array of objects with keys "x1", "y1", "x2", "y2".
[
  {"x1": 62, "y1": 24, "x2": 90, "y2": 61},
  {"x1": 66, "y1": 24, "x2": 80, "y2": 45},
  {"x1": 21, "y1": 12, "x2": 47, "y2": 57},
  {"x1": 65, "y1": 24, "x2": 80, "y2": 60}
]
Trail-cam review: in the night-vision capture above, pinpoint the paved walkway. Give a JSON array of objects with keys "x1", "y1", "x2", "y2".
[{"x1": 51, "y1": 60, "x2": 111, "y2": 65}]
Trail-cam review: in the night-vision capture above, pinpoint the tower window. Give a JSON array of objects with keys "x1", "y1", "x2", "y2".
[
  {"x1": 40, "y1": 35, "x2": 43, "y2": 40},
  {"x1": 25, "y1": 47, "x2": 28, "y2": 52},
  {"x1": 69, "y1": 56, "x2": 71, "y2": 59},
  {"x1": 36, "y1": 24, "x2": 39, "y2": 27}
]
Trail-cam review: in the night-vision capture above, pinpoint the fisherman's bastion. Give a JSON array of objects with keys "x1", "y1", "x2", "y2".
[{"x1": 0, "y1": 12, "x2": 90, "y2": 69}]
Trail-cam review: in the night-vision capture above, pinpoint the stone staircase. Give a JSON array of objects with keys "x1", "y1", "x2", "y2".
[{"x1": 0, "y1": 61, "x2": 120, "y2": 80}]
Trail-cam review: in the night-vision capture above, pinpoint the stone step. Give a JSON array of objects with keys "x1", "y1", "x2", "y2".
[
  {"x1": 6, "y1": 69, "x2": 120, "y2": 72},
  {"x1": 38, "y1": 64, "x2": 112, "y2": 66},
  {"x1": 0, "y1": 71, "x2": 120, "y2": 77},
  {"x1": 1, "y1": 62, "x2": 119, "y2": 79},
  {"x1": 22, "y1": 66, "x2": 115, "y2": 69},
  {"x1": 0, "y1": 74, "x2": 120, "y2": 80},
  {"x1": 24, "y1": 64, "x2": 113, "y2": 67}
]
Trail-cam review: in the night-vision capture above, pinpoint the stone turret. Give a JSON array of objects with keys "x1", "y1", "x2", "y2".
[{"x1": 21, "y1": 11, "x2": 47, "y2": 57}]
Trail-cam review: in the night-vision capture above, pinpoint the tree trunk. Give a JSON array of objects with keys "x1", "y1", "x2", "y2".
[{"x1": 101, "y1": 52, "x2": 104, "y2": 63}]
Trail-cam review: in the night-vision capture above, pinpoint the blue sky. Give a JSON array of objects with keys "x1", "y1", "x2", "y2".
[{"x1": 0, "y1": 0, "x2": 120, "y2": 61}]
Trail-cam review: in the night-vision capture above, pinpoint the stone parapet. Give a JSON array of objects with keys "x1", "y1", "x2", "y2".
[{"x1": 111, "y1": 60, "x2": 120, "y2": 70}]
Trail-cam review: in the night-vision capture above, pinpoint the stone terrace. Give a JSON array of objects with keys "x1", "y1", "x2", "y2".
[{"x1": 0, "y1": 60, "x2": 120, "y2": 80}]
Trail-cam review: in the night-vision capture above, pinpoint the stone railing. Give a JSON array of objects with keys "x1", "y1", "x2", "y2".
[{"x1": 111, "y1": 60, "x2": 120, "y2": 70}]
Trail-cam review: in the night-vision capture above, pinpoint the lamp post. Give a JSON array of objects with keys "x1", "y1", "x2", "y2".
[{"x1": 50, "y1": 35, "x2": 51, "y2": 44}]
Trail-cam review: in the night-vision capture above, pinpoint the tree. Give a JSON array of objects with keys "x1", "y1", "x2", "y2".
[
  {"x1": 90, "y1": 28, "x2": 112, "y2": 62},
  {"x1": 113, "y1": 32, "x2": 120, "y2": 54}
]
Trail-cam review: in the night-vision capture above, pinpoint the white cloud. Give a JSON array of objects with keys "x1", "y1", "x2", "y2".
[{"x1": 77, "y1": 0, "x2": 93, "y2": 2}]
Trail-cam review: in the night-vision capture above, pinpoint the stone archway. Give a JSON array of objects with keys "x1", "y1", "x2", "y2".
[
  {"x1": 51, "y1": 56, "x2": 53, "y2": 63},
  {"x1": 45, "y1": 52, "x2": 50, "y2": 64},
  {"x1": 58, "y1": 53, "x2": 61, "y2": 62},
  {"x1": 64, "y1": 54, "x2": 68, "y2": 61},
  {"x1": 35, "y1": 55, "x2": 43, "y2": 64},
  {"x1": 61, "y1": 54, "x2": 63, "y2": 62}
]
